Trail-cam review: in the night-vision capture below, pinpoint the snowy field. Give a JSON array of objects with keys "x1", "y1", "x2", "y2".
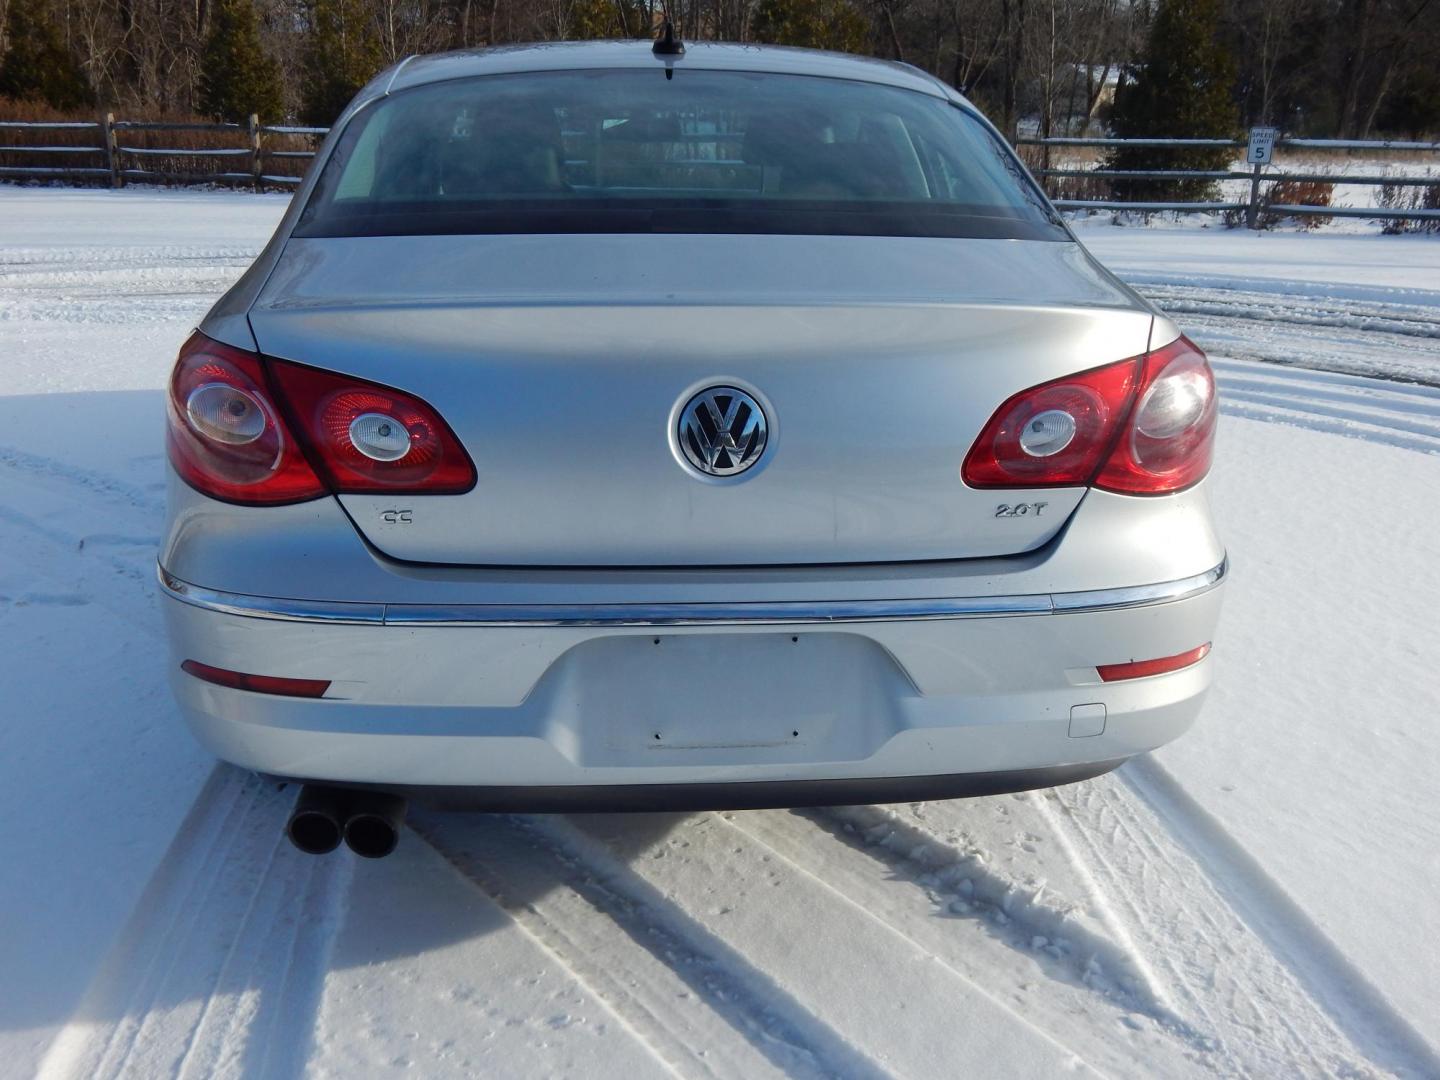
[{"x1": 1, "y1": 187, "x2": 1439, "y2": 1079}]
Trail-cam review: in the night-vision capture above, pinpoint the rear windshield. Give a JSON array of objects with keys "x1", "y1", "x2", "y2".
[{"x1": 295, "y1": 69, "x2": 1064, "y2": 241}]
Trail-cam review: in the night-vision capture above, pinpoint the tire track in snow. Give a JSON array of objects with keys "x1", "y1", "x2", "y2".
[
  {"x1": 787, "y1": 793, "x2": 1372, "y2": 1077},
  {"x1": 1212, "y1": 358, "x2": 1440, "y2": 454},
  {"x1": 0, "y1": 244, "x2": 261, "y2": 269},
  {"x1": 1143, "y1": 283, "x2": 1440, "y2": 340},
  {"x1": 782, "y1": 805, "x2": 1171, "y2": 1012},
  {"x1": 1118, "y1": 758, "x2": 1440, "y2": 1080},
  {"x1": 547, "y1": 811, "x2": 1108, "y2": 1077},
  {"x1": 36, "y1": 770, "x2": 352, "y2": 1080},
  {"x1": 1221, "y1": 399, "x2": 1440, "y2": 454},
  {"x1": 1037, "y1": 777, "x2": 1369, "y2": 1078},
  {"x1": 0, "y1": 484, "x2": 162, "y2": 635},
  {"x1": 0, "y1": 444, "x2": 164, "y2": 514},
  {"x1": 177, "y1": 820, "x2": 351, "y2": 1080},
  {"x1": 1215, "y1": 359, "x2": 1440, "y2": 415},
  {"x1": 0, "y1": 439, "x2": 166, "y2": 634},
  {"x1": 1139, "y1": 281, "x2": 1440, "y2": 388},
  {"x1": 412, "y1": 811, "x2": 887, "y2": 1080},
  {"x1": 0, "y1": 245, "x2": 257, "y2": 324},
  {"x1": 814, "y1": 780, "x2": 1421, "y2": 1078},
  {"x1": 720, "y1": 806, "x2": 1212, "y2": 1079}
]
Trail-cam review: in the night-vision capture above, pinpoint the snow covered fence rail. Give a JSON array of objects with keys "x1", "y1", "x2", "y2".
[
  {"x1": 0, "y1": 114, "x2": 322, "y2": 189},
  {"x1": 0, "y1": 119, "x2": 111, "y2": 181},
  {"x1": 1017, "y1": 132, "x2": 1440, "y2": 228}
]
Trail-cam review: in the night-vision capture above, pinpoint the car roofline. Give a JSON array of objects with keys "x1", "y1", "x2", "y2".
[{"x1": 361, "y1": 42, "x2": 968, "y2": 108}]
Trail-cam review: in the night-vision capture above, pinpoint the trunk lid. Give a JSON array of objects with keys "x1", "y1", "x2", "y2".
[{"x1": 248, "y1": 233, "x2": 1151, "y2": 566}]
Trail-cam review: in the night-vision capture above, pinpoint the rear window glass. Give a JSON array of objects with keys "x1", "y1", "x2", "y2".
[{"x1": 295, "y1": 69, "x2": 1064, "y2": 241}]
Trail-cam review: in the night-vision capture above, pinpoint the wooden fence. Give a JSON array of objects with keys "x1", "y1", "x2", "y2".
[
  {"x1": 0, "y1": 114, "x2": 325, "y2": 189},
  {"x1": 1015, "y1": 133, "x2": 1440, "y2": 226}
]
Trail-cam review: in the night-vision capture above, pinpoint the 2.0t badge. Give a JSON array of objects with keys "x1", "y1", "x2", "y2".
[{"x1": 677, "y1": 386, "x2": 769, "y2": 477}]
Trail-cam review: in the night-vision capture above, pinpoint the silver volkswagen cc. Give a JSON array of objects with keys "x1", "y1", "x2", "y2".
[{"x1": 160, "y1": 39, "x2": 1225, "y2": 857}]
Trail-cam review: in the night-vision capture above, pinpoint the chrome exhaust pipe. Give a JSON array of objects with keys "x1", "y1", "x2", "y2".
[
  {"x1": 286, "y1": 784, "x2": 349, "y2": 855},
  {"x1": 343, "y1": 792, "x2": 407, "y2": 859}
]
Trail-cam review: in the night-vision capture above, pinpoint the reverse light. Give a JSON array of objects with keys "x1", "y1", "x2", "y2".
[
  {"x1": 961, "y1": 335, "x2": 1217, "y2": 496},
  {"x1": 167, "y1": 335, "x2": 326, "y2": 505},
  {"x1": 165, "y1": 332, "x2": 476, "y2": 504},
  {"x1": 181, "y1": 659, "x2": 331, "y2": 698},
  {"x1": 1097, "y1": 643, "x2": 1212, "y2": 682},
  {"x1": 1094, "y1": 337, "x2": 1217, "y2": 495},
  {"x1": 185, "y1": 383, "x2": 268, "y2": 445},
  {"x1": 348, "y1": 412, "x2": 413, "y2": 461},
  {"x1": 1018, "y1": 408, "x2": 1079, "y2": 458}
]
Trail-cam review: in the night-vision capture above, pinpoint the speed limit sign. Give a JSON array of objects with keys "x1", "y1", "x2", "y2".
[{"x1": 1247, "y1": 127, "x2": 1278, "y2": 164}]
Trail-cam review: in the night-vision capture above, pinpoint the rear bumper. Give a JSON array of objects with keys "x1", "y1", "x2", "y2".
[
  {"x1": 161, "y1": 559, "x2": 1225, "y2": 798},
  {"x1": 283, "y1": 760, "x2": 1129, "y2": 812}
]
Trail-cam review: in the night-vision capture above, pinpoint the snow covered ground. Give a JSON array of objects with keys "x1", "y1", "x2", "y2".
[{"x1": 1, "y1": 187, "x2": 1438, "y2": 1079}]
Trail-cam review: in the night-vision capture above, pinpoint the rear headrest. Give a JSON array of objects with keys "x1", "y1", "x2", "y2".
[
  {"x1": 742, "y1": 109, "x2": 829, "y2": 165},
  {"x1": 372, "y1": 113, "x2": 444, "y2": 199},
  {"x1": 437, "y1": 104, "x2": 566, "y2": 196}
]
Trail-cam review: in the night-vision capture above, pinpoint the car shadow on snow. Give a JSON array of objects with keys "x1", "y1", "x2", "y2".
[{"x1": 796, "y1": 801, "x2": 1170, "y2": 1018}]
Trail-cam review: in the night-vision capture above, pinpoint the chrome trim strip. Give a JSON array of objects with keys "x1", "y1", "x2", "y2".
[
  {"x1": 158, "y1": 568, "x2": 387, "y2": 624},
  {"x1": 381, "y1": 594, "x2": 1056, "y2": 627},
  {"x1": 157, "y1": 558, "x2": 1226, "y2": 627},
  {"x1": 1050, "y1": 559, "x2": 1228, "y2": 613}
]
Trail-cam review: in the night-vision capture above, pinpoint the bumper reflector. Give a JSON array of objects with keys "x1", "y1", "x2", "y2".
[
  {"x1": 181, "y1": 659, "x2": 330, "y2": 698},
  {"x1": 1097, "y1": 643, "x2": 1211, "y2": 682}
]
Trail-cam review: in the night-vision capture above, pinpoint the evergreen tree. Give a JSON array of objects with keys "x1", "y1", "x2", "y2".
[
  {"x1": 1106, "y1": 0, "x2": 1238, "y2": 201},
  {"x1": 751, "y1": 0, "x2": 868, "y2": 53},
  {"x1": 300, "y1": 0, "x2": 382, "y2": 127},
  {"x1": 197, "y1": 0, "x2": 284, "y2": 123},
  {"x1": 0, "y1": 0, "x2": 93, "y2": 109}
]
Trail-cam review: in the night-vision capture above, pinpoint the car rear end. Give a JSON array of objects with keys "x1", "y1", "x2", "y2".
[{"x1": 160, "y1": 45, "x2": 1225, "y2": 812}]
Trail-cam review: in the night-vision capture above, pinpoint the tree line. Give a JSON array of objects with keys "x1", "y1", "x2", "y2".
[{"x1": 0, "y1": 0, "x2": 1435, "y2": 139}]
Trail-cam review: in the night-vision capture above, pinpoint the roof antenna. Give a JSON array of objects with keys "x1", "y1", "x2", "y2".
[{"x1": 653, "y1": 18, "x2": 684, "y2": 57}]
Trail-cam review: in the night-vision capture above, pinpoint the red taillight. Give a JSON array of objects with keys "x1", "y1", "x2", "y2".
[
  {"x1": 962, "y1": 356, "x2": 1141, "y2": 488},
  {"x1": 961, "y1": 335, "x2": 1217, "y2": 496},
  {"x1": 181, "y1": 659, "x2": 331, "y2": 697},
  {"x1": 1094, "y1": 337, "x2": 1217, "y2": 495},
  {"x1": 267, "y1": 359, "x2": 476, "y2": 494},
  {"x1": 1097, "y1": 643, "x2": 1211, "y2": 682},
  {"x1": 166, "y1": 332, "x2": 475, "y2": 504},
  {"x1": 167, "y1": 334, "x2": 326, "y2": 505}
]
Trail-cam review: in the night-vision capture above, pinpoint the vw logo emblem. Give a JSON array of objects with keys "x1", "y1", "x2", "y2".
[{"x1": 677, "y1": 386, "x2": 769, "y2": 477}]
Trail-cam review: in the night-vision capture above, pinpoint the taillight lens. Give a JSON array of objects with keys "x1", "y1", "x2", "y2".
[
  {"x1": 267, "y1": 359, "x2": 475, "y2": 494},
  {"x1": 1094, "y1": 337, "x2": 1217, "y2": 495},
  {"x1": 167, "y1": 334, "x2": 326, "y2": 505},
  {"x1": 166, "y1": 332, "x2": 475, "y2": 504},
  {"x1": 961, "y1": 335, "x2": 1216, "y2": 496},
  {"x1": 962, "y1": 356, "x2": 1141, "y2": 488}
]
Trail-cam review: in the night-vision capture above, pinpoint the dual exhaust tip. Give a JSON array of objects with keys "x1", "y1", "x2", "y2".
[{"x1": 286, "y1": 784, "x2": 406, "y2": 859}]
